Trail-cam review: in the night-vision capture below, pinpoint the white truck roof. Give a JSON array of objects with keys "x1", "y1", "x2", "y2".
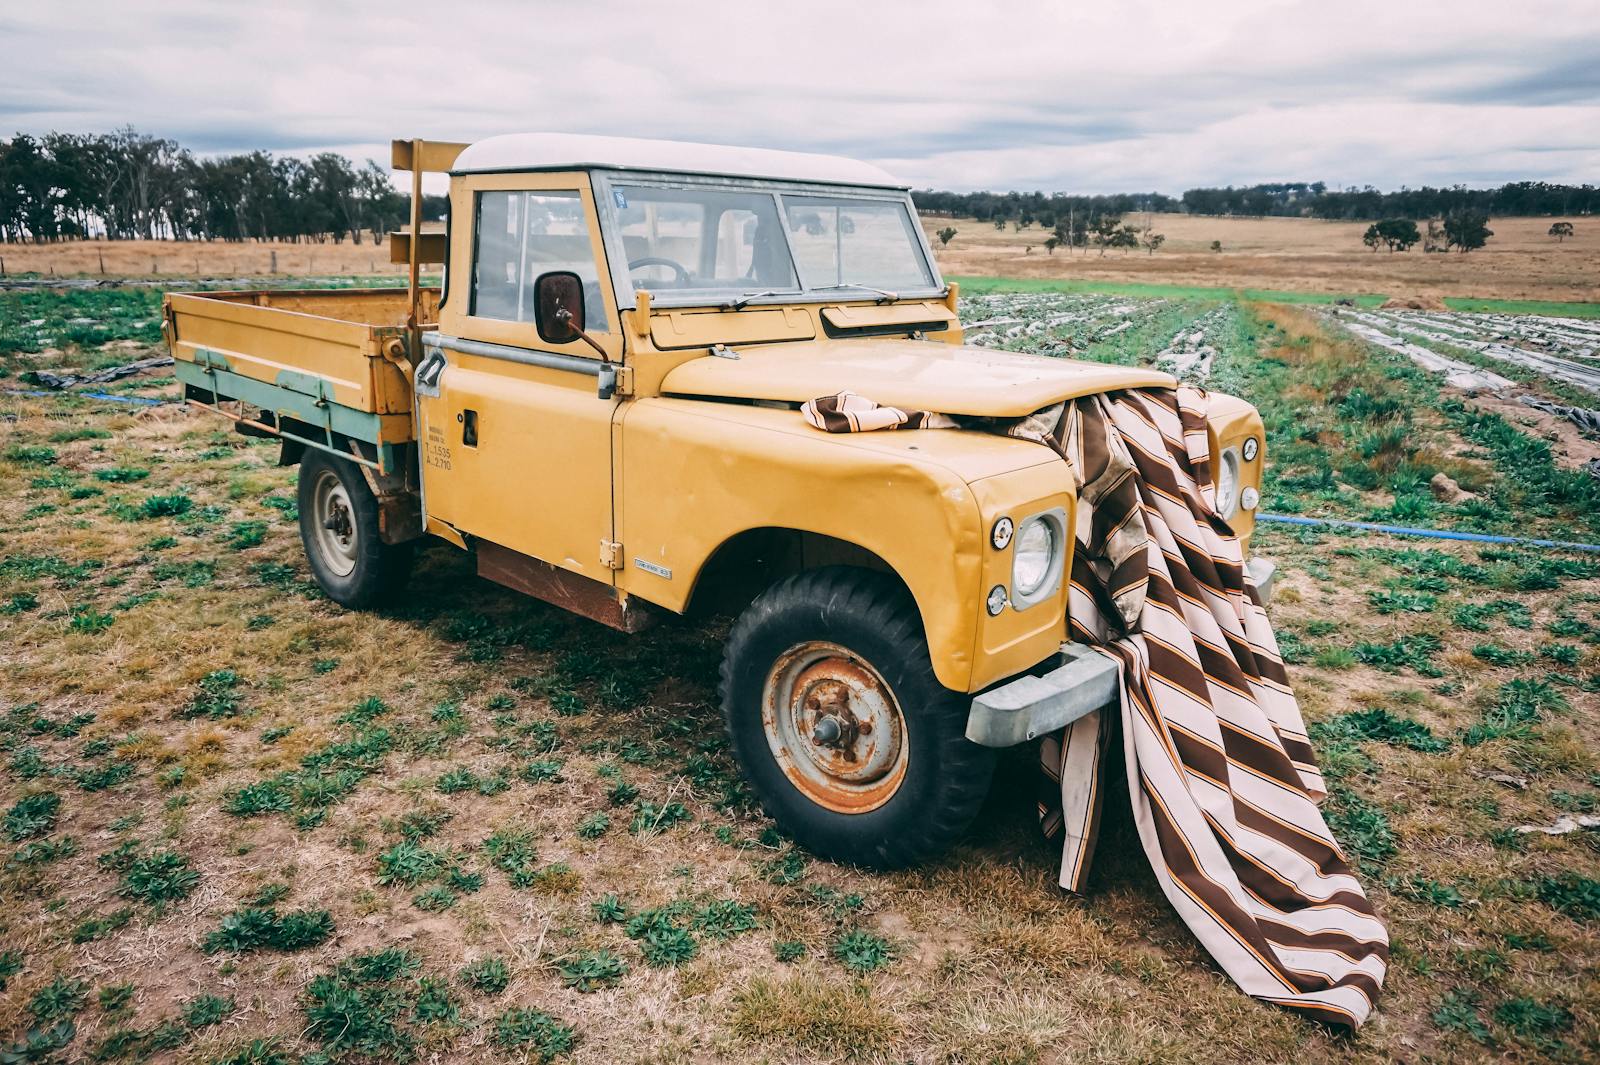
[{"x1": 452, "y1": 132, "x2": 906, "y2": 188}]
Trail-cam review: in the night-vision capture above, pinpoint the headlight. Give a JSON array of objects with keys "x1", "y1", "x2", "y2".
[
  {"x1": 996, "y1": 508, "x2": 1066, "y2": 612},
  {"x1": 1215, "y1": 447, "x2": 1241, "y2": 519},
  {"x1": 1013, "y1": 519, "x2": 1055, "y2": 597}
]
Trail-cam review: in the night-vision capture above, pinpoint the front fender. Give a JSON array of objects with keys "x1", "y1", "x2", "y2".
[
  {"x1": 1205, "y1": 391, "x2": 1266, "y2": 546},
  {"x1": 615, "y1": 398, "x2": 992, "y2": 691}
]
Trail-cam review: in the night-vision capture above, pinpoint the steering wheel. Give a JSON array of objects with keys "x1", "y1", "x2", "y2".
[{"x1": 628, "y1": 256, "x2": 692, "y2": 286}]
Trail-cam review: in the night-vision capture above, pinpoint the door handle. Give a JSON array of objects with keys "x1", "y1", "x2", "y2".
[{"x1": 459, "y1": 409, "x2": 478, "y2": 447}]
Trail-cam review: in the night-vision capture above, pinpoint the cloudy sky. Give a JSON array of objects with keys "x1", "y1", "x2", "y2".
[{"x1": 3, "y1": 0, "x2": 1596, "y2": 194}]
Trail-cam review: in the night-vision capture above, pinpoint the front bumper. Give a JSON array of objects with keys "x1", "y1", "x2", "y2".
[{"x1": 964, "y1": 556, "x2": 1278, "y2": 748}]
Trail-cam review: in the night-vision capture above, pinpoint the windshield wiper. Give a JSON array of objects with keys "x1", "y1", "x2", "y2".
[
  {"x1": 724, "y1": 289, "x2": 790, "y2": 310},
  {"x1": 810, "y1": 282, "x2": 899, "y2": 304},
  {"x1": 724, "y1": 281, "x2": 900, "y2": 310}
]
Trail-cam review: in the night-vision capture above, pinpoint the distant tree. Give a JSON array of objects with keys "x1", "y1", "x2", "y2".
[
  {"x1": 1384, "y1": 219, "x2": 1420, "y2": 252},
  {"x1": 1549, "y1": 221, "x2": 1574, "y2": 243},
  {"x1": 1442, "y1": 209, "x2": 1493, "y2": 253},
  {"x1": 1210, "y1": 240, "x2": 1222, "y2": 253},
  {"x1": 1365, "y1": 218, "x2": 1420, "y2": 252},
  {"x1": 1423, "y1": 218, "x2": 1446, "y2": 253},
  {"x1": 1092, "y1": 214, "x2": 1123, "y2": 256},
  {"x1": 1112, "y1": 224, "x2": 1140, "y2": 253},
  {"x1": 1043, "y1": 235, "x2": 1061, "y2": 254},
  {"x1": 935, "y1": 226, "x2": 957, "y2": 247},
  {"x1": 1142, "y1": 231, "x2": 1166, "y2": 255},
  {"x1": 993, "y1": 218, "x2": 1007, "y2": 230}
]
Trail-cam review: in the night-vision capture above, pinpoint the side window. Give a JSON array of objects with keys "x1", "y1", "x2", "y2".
[{"x1": 471, "y1": 190, "x2": 610, "y2": 333}]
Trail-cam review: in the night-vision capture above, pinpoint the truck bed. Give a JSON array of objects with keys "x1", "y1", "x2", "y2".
[{"x1": 165, "y1": 287, "x2": 439, "y2": 473}]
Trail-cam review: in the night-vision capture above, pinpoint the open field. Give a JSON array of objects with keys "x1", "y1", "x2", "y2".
[
  {"x1": 927, "y1": 214, "x2": 1600, "y2": 306},
  {"x1": 4, "y1": 212, "x2": 1597, "y2": 310},
  {"x1": 2, "y1": 284, "x2": 1600, "y2": 1063},
  {"x1": 0, "y1": 242, "x2": 409, "y2": 282}
]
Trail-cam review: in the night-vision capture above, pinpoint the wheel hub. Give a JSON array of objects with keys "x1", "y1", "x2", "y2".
[
  {"x1": 762, "y1": 642, "x2": 908, "y2": 814},
  {"x1": 310, "y1": 470, "x2": 358, "y2": 578}
]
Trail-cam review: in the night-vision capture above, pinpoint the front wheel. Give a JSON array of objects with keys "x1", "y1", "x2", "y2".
[
  {"x1": 720, "y1": 567, "x2": 995, "y2": 869},
  {"x1": 296, "y1": 450, "x2": 412, "y2": 608}
]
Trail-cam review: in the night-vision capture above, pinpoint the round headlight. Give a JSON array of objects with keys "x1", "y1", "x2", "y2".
[
  {"x1": 1216, "y1": 447, "x2": 1241, "y2": 518},
  {"x1": 991, "y1": 516, "x2": 1014, "y2": 550},
  {"x1": 1240, "y1": 486, "x2": 1259, "y2": 512},
  {"x1": 1012, "y1": 518, "x2": 1055, "y2": 598},
  {"x1": 1242, "y1": 436, "x2": 1259, "y2": 462}
]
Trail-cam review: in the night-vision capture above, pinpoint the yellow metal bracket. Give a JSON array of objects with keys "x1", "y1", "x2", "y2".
[{"x1": 391, "y1": 138, "x2": 470, "y2": 362}]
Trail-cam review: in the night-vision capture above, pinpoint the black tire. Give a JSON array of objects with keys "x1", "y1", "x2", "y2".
[
  {"x1": 720, "y1": 566, "x2": 996, "y2": 869},
  {"x1": 296, "y1": 450, "x2": 412, "y2": 608}
]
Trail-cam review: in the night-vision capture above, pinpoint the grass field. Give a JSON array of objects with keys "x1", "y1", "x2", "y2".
[
  {"x1": 1, "y1": 283, "x2": 1599, "y2": 1063},
  {"x1": 951, "y1": 277, "x2": 1600, "y2": 320}
]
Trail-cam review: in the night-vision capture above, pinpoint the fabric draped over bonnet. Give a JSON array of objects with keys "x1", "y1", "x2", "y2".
[{"x1": 798, "y1": 387, "x2": 1389, "y2": 1030}]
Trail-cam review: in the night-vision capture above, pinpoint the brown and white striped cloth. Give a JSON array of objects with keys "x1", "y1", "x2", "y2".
[{"x1": 800, "y1": 387, "x2": 1389, "y2": 1029}]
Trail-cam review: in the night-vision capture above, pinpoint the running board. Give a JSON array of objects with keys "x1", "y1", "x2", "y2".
[{"x1": 476, "y1": 540, "x2": 658, "y2": 634}]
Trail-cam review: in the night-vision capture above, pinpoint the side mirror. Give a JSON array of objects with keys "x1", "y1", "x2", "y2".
[{"x1": 533, "y1": 270, "x2": 585, "y2": 345}]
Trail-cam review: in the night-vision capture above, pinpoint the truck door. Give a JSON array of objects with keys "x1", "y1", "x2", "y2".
[{"x1": 417, "y1": 175, "x2": 624, "y2": 587}]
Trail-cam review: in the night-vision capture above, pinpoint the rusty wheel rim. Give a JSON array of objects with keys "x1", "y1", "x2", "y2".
[
  {"x1": 310, "y1": 469, "x2": 358, "y2": 578},
  {"x1": 761, "y1": 641, "x2": 908, "y2": 814}
]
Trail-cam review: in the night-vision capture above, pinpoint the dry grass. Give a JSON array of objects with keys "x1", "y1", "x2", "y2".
[
  {"x1": 5, "y1": 213, "x2": 1598, "y2": 306},
  {"x1": 927, "y1": 214, "x2": 1600, "y2": 303},
  {"x1": 0, "y1": 291, "x2": 1598, "y2": 1063},
  {"x1": 0, "y1": 240, "x2": 406, "y2": 280}
]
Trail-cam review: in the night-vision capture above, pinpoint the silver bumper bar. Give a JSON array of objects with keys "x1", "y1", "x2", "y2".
[{"x1": 965, "y1": 556, "x2": 1278, "y2": 748}]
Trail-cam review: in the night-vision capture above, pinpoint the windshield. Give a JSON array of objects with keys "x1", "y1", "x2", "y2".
[
  {"x1": 782, "y1": 195, "x2": 934, "y2": 291},
  {"x1": 604, "y1": 180, "x2": 937, "y2": 304}
]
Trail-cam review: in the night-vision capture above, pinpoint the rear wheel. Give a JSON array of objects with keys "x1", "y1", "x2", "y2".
[
  {"x1": 720, "y1": 567, "x2": 995, "y2": 869},
  {"x1": 297, "y1": 450, "x2": 411, "y2": 608}
]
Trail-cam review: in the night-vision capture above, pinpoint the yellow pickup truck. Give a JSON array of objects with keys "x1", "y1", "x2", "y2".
[{"x1": 164, "y1": 134, "x2": 1271, "y2": 868}]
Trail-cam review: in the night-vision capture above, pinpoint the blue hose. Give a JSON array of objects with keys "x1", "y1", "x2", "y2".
[
  {"x1": 5, "y1": 388, "x2": 167, "y2": 407},
  {"x1": 1258, "y1": 513, "x2": 1600, "y2": 553}
]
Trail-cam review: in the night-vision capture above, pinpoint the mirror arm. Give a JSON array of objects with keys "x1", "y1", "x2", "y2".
[{"x1": 555, "y1": 308, "x2": 612, "y2": 363}]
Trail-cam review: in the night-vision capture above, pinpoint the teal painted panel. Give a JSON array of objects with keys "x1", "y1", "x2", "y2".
[{"x1": 176, "y1": 360, "x2": 384, "y2": 445}]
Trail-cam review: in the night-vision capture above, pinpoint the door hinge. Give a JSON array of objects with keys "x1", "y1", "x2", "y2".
[{"x1": 600, "y1": 540, "x2": 624, "y2": 569}]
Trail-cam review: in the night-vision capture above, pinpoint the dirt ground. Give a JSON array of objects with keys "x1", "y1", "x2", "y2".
[{"x1": 924, "y1": 214, "x2": 1599, "y2": 304}]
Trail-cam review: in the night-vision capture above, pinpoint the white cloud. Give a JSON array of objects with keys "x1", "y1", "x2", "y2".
[{"x1": 2, "y1": 0, "x2": 1595, "y2": 192}]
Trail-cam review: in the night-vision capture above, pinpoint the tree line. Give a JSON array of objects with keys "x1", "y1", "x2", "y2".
[
  {"x1": 917, "y1": 181, "x2": 1596, "y2": 224},
  {"x1": 4, "y1": 127, "x2": 1593, "y2": 244},
  {"x1": 0, "y1": 127, "x2": 426, "y2": 244}
]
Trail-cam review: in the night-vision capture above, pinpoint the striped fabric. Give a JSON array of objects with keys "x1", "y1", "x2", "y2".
[
  {"x1": 801, "y1": 390, "x2": 959, "y2": 433},
  {"x1": 801, "y1": 386, "x2": 1389, "y2": 1029}
]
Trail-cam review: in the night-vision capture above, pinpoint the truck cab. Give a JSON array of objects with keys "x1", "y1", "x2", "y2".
[{"x1": 165, "y1": 133, "x2": 1271, "y2": 868}]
